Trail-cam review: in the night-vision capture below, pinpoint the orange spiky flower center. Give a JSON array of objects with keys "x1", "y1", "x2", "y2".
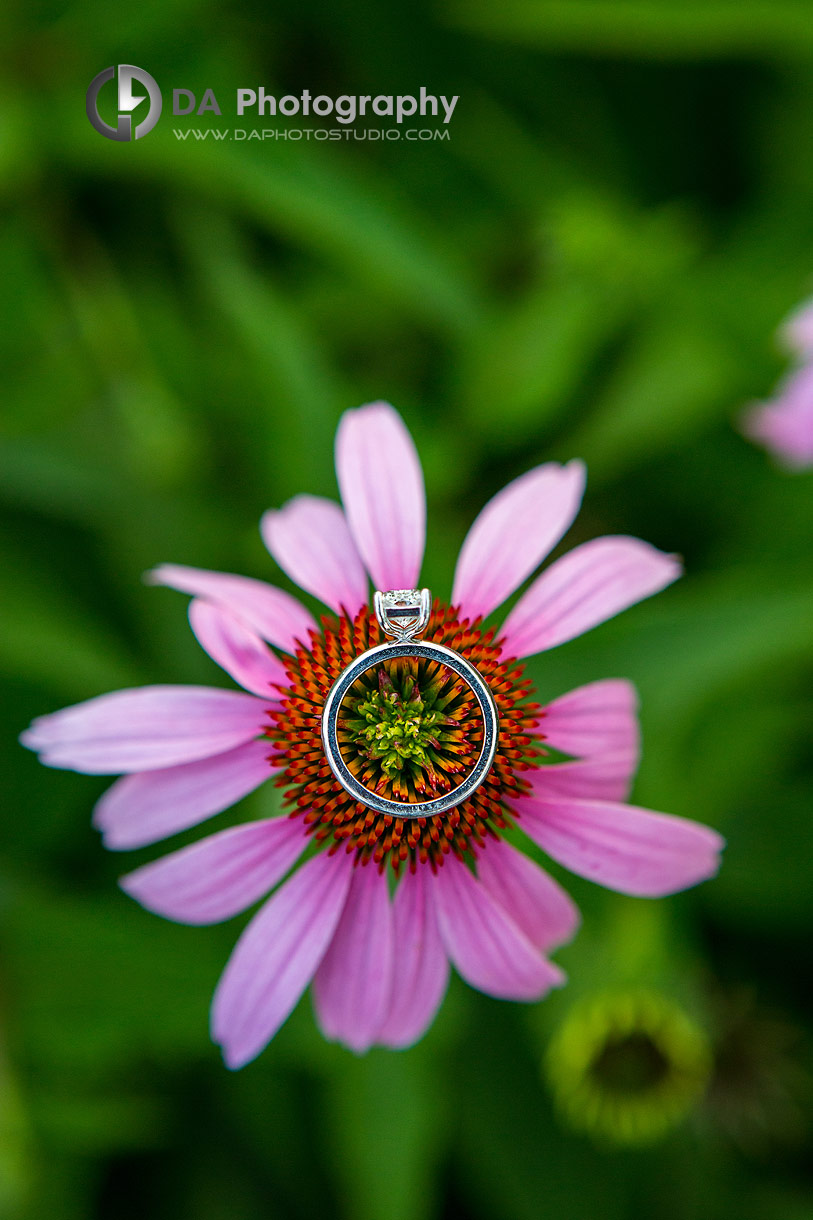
[{"x1": 266, "y1": 604, "x2": 545, "y2": 872}]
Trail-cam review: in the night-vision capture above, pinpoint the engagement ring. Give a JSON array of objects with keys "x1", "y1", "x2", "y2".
[{"x1": 321, "y1": 589, "x2": 499, "y2": 818}]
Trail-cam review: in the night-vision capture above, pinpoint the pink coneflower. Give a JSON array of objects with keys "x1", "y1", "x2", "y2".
[
  {"x1": 741, "y1": 297, "x2": 813, "y2": 469},
  {"x1": 21, "y1": 403, "x2": 723, "y2": 1067}
]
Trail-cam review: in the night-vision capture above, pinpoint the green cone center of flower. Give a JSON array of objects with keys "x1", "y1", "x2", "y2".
[
  {"x1": 590, "y1": 1032, "x2": 670, "y2": 1093},
  {"x1": 544, "y1": 991, "x2": 713, "y2": 1146},
  {"x1": 355, "y1": 678, "x2": 442, "y2": 772},
  {"x1": 337, "y1": 657, "x2": 480, "y2": 801}
]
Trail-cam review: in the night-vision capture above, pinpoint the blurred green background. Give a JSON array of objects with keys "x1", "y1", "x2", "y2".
[{"x1": 2, "y1": 1, "x2": 813, "y2": 1217}]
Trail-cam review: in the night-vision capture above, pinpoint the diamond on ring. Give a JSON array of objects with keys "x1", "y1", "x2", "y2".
[{"x1": 373, "y1": 588, "x2": 431, "y2": 641}]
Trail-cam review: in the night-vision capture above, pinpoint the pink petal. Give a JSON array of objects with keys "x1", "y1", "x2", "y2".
[
  {"x1": 20, "y1": 686, "x2": 267, "y2": 774},
  {"x1": 541, "y1": 679, "x2": 640, "y2": 760},
  {"x1": 431, "y1": 856, "x2": 565, "y2": 1001},
  {"x1": 188, "y1": 599, "x2": 287, "y2": 698},
  {"x1": 335, "y1": 402, "x2": 426, "y2": 590},
  {"x1": 93, "y1": 738, "x2": 275, "y2": 850},
  {"x1": 148, "y1": 564, "x2": 316, "y2": 652},
  {"x1": 742, "y1": 403, "x2": 813, "y2": 469},
  {"x1": 517, "y1": 795, "x2": 725, "y2": 898},
  {"x1": 452, "y1": 461, "x2": 585, "y2": 621},
  {"x1": 312, "y1": 864, "x2": 394, "y2": 1053},
  {"x1": 476, "y1": 839, "x2": 580, "y2": 953},
  {"x1": 376, "y1": 867, "x2": 450, "y2": 1049},
  {"x1": 530, "y1": 750, "x2": 639, "y2": 803},
  {"x1": 261, "y1": 495, "x2": 368, "y2": 616},
  {"x1": 211, "y1": 851, "x2": 353, "y2": 1069},
  {"x1": 741, "y1": 364, "x2": 813, "y2": 470},
  {"x1": 120, "y1": 817, "x2": 307, "y2": 924},
  {"x1": 501, "y1": 536, "x2": 681, "y2": 658}
]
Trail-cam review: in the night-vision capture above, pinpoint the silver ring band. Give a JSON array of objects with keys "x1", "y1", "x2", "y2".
[{"x1": 321, "y1": 637, "x2": 499, "y2": 818}]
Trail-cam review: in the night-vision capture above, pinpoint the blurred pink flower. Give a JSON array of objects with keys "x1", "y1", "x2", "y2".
[
  {"x1": 21, "y1": 403, "x2": 723, "y2": 1067},
  {"x1": 742, "y1": 363, "x2": 813, "y2": 470},
  {"x1": 742, "y1": 298, "x2": 813, "y2": 469}
]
